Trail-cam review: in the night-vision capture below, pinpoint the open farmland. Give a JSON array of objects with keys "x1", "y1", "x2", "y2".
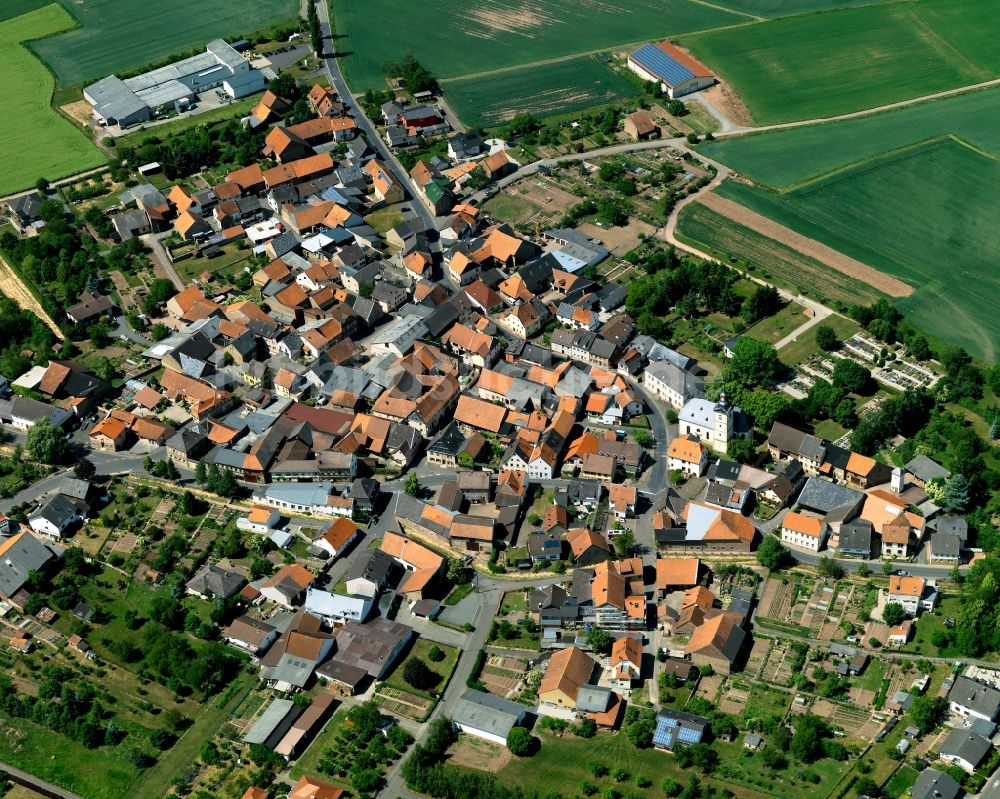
[
  {"x1": 444, "y1": 57, "x2": 640, "y2": 127},
  {"x1": 713, "y1": 139, "x2": 1000, "y2": 360},
  {"x1": 682, "y1": 0, "x2": 1000, "y2": 124},
  {"x1": 0, "y1": 5, "x2": 105, "y2": 195},
  {"x1": 675, "y1": 202, "x2": 887, "y2": 307},
  {"x1": 711, "y1": 0, "x2": 900, "y2": 15},
  {"x1": 28, "y1": 0, "x2": 297, "y2": 86},
  {"x1": 331, "y1": 0, "x2": 744, "y2": 90},
  {"x1": 700, "y1": 86, "x2": 1000, "y2": 188}
]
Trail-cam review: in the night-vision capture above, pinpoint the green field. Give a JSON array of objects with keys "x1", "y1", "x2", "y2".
[
  {"x1": 445, "y1": 57, "x2": 640, "y2": 127},
  {"x1": 713, "y1": 139, "x2": 1000, "y2": 361},
  {"x1": 28, "y1": 0, "x2": 297, "y2": 86},
  {"x1": 711, "y1": 0, "x2": 900, "y2": 15},
  {"x1": 682, "y1": 0, "x2": 1000, "y2": 124},
  {"x1": 675, "y1": 202, "x2": 886, "y2": 307},
  {"x1": 332, "y1": 0, "x2": 744, "y2": 90},
  {"x1": 0, "y1": 5, "x2": 105, "y2": 194},
  {"x1": 701, "y1": 86, "x2": 1000, "y2": 188}
]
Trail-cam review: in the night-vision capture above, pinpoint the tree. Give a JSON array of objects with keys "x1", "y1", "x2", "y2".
[
  {"x1": 816, "y1": 557, "x2": 843, "y2": 579},
  {"x1": 587, "y1": 627, "x2": 613, "y2": 654},
  {"x1": 428, "y1": 645, "x2": 445, "y2": 663},
  {"x1": 25, "y1": 418, "x2": 67, "y2": 464},
  {"x1": 832, "y1": 359, "x2": 874, "y2": 395},
  {"x1": 214, "y1": 470, "x2": 238, "y2": 498},
  {"x1": 632, "y1": 429, "x2": 652, "y2": 447},
  {"x1": 506, "y1": 726, "x2": 535, "y2": 756},
  {"x1": 854, "y1": 777, "x2": 880, "y2": 798},
  {"x1": 941, "y1": 473, "x2": 970, "y2": 513},
  {"x1": 150, "y1": 323, "x2": 169, "y2": 342},
  {"x1": 789, "y1": 714, "x2": 830, "y2": 763},
  {"x1": 403, "y1": 658, "x2": 440, "y2": 691},
  {"x1": 404, "y1": 473, "x2": 421, "y2": 497},
  {"x1": 882, "y1": 602, "x2": 905, "y2": 626},
  {"x1": 743, "y1": 284, "x2": 781, "y2": 323},
  {"x1": 757, "y1": 536, "x2": 789, "y2": 570},
  {"x1": 815, "y1": 325, "x2": 839, "y2": 351},
  {"x1": 727, "y1": 438, "x2": 757, "y2": 464},
  {"x1": 910, "y1": 695, "x2": 947, "y2": 734},
  {"x1": 627, "y1": 715, "x2": 655, "y2": 748},
  {"x1": 615, "y1": 529, "x2": 636, "y2": 558},
  {"x1": 724, "y1": 338, "x2": 782, "y2": 388},
  {"x1": 194, "y1": 461, "x2": 207, "y2": 485},
  {"x1": 74, "y1": 459, "x2": 96, "y2": 481}
]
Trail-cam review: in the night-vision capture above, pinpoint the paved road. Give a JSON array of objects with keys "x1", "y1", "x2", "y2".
[
  {"x1": 317, "y1": 1, "x2": 435, "y2": 236},
  {"x1": 114, "y1": 315, "x2": 152, "y2": 347},
  {"x1": 142, "y1": 233, "x2": 184, "y2": 291}
]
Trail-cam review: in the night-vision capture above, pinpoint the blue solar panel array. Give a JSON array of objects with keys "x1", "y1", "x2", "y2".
[
  {"x1": 652, "y1": 713, "x2": 705, "y2": 749},
  {"x1": 630, "y1": 43, "x2": 695, "y2": 87}
]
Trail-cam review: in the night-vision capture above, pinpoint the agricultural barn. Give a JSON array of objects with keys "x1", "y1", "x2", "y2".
[
  {"x1": 627, "y1": 41, "x2": 715, "y2": 99},
  {"x1": 84, "y1": 39, "x2": 265, "y2": 128}
]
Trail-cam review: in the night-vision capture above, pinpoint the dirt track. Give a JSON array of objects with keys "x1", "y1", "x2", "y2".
[
  {"x1": 0, "y1": 256, "x2": 63, "y2": 338},
  {"x1": 697, "y1": 192, "x2": 913, "y2": 298}
]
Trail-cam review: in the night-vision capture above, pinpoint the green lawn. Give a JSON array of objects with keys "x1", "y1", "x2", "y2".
[
  {"x1": 132, "y1": 674, "x2": 254, "y2": 799},
  {"x1": 498, "y1": 726, "x2": 847, "y2": 799},
  {"x1": 884, "y1": 765, "x2": 919, "y2": 798},
  {"x1": 482, "y1": 193, "x2": 537, "y2": 225},
  {"x1": 382, "y1": 639, "x2": 461, "y2": 700},
  {"x1": 332, "y1": 0, "x2": 743, "y2": 90},
  {"x1": 0, "y1": 5, "x2": 105, "y2": 194},
  {"x1": 175, "y1": 243, "x2": 254, "y2": 283},
  {"x1": 363, "y1": 205, "x2": 405, "y2": 234},
  {"x1": 675, "y1": 202, "x2": 886, "y2": 308},
  {"x1": 778, "y1": 314, "x2": 860, "y2": 365},
  {"x1": 30, "y1": 0, "x2": 297, "y2": 87},
  {"x1": 444, "y1": 56, "x2": 641, "y2": 128},
  {"x1": 714, "y1": 139, "x2": 1000, "y2": 361},
  {"x1": 290, "y1": 707, "x2": 348, "y2": 780},
  {"x1": 682, "y1": 0, "x2": 1000, "y2": 125},
  {"x1": 897, "y1": 595, "x2": 966, "y2": 658},
  {"x1": 115, "y1": 97, "x2": 258, "y2": 148},
  {"x1": 813, "y1": 419, "x2": 848, "y2": 443},
  {"x1": 743, "y1": 301, "x2": 809, "y2": 344},
  {"x1": 0, "y1": 714, "x2": 138, "y2": 799}
]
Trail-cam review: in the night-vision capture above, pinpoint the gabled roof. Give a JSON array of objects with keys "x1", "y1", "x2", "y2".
[
  {"x1": 539, "y1": 646, "x2": 596, "y2": 702},
  {"x1": 685, "y1": 612, "x2": 745, "y2": 664}
]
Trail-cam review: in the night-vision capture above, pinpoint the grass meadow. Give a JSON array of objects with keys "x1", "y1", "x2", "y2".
[
  {"x1": 29, "y1": 0, "x2": 297, "y2": 86},
  {"x1": 331, "y1": 0, "x2": 743, "y2": 90},
  {"x1": 682, "y1": 0, "x2": 1000, "y2": 124},
  {"x1": 444, "y1": 57, "x2": 640, "y2": 127},
  {"x1": 714, "y1": 140, "x2": 1000, "y2": 360},
  {"x1": 0, "y1": 5, "x2": 105, "y2": 194}
]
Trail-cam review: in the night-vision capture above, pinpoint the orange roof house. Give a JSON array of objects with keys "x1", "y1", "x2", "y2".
[
  {"x1": 668, "y1": 434, "x2": 707, "y2": 465},
  {"x1": 611, "y1": 636, "x2": 642, "y2": 683},
  {"x1": 539, "y1": 646, "x2": 597, "y2": 707},
  {"x1": 454, "y1": 394, "x2": 507, "y2": 435},
  {"x1": 685, "y1": 612, "x2": 745, "y2": 674},
  {"x1": 381, "y1": 532, "x2": 445, "y2": 596},
  {"x1": 655, "y1": 558, "x2": 701, "y2": 594},
  {"x1": 289, "y1": 775, "x2": 343, "y2": 799}
]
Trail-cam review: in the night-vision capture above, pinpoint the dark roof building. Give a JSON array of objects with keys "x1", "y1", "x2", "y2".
[{"x1": 652, "y1": 709, "x2": 709, "y2": 750}]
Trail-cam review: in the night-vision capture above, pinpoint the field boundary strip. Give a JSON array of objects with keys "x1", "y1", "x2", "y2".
[{"x1": 697, "y1": 190, "x2": 913, "y2": 297}]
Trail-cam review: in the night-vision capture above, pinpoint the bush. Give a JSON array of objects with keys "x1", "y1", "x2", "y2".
[
  {"x1": 403, "y1": 658, "x2": 440, "y2": 691},
  {"x1": 506, "y1": 726, "x2": 536, "y2": 756},
  {"x1": 427, "y1": 645, "x2": 445, "y2": 663}
]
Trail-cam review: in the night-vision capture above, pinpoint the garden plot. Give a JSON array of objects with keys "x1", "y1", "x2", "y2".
[
  {"x1": 756, "y1": 578, "x2": 783, "y2": 618},
  {"x1": 375, "y1": 687, "x2": 434, "y2": 721},
  {"x1": 481, "y1": 656, "x2": 528, "y2": 698},
  {"x1": 717, "y1": 682, "x2": 749, "y2": 715},
  {"x1": 746, "y1": 638, "x2": 772, "y2": 680}
]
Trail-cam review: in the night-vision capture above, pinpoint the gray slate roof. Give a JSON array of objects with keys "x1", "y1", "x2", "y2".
[
  {"x1": 452, "y1": 689, "x2": 525, "y2": 738},
  {"x1": 797, "y1": 477, "x2": 863, "y2": 514}
]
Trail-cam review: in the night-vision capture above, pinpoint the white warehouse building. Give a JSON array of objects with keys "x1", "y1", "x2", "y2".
[
  {"x1": 84, "y1": 39, "x2": 265, "y2": 128},
  {"x1": 627, "y1": 41, "x2": 715, "y2": 99}
]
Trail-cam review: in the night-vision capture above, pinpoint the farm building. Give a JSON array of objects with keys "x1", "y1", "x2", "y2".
[
  {"x1": 84, "y1": 39, "x2": 265, "y2": 128},
  {"x1": 627, "y1": 41, "x2": 715, "y2": 99}
]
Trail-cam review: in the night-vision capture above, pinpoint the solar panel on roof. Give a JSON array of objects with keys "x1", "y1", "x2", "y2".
[{"x1": 630, "y1": 44, "x2": 696, "y2": 88}]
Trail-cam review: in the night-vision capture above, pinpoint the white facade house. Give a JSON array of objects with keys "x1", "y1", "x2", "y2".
[
  {"x1": 236, "y1": 506, "x2": 282, "y2": 534},
  {"x1": 304, "y1": 588, "x2": 373, "y2": 625},
  {"x1": 678, "y1": 394, "x2": 751, "y2": 454},
  {"x1": 28, "y1": 495, "x2": 86, "y2": 539},
  {"x1": 948, "y1": 677, "x2": 1000, "y2": 724},
  {"x1": 780, "y1": 511, "x2": 828, "y2": 552},
  {"x1": 666, "y1": 434, "x2": 708, "y2": 478},
  {"x1": 253, "y1": 482, "x2": 351, "y2": 517},
  {"x1": 643, "y1": 361, "x2": 702, "y2": 410},
  {"x1": 886, "y1": 576, "x2": 938, "y2": 617}
]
